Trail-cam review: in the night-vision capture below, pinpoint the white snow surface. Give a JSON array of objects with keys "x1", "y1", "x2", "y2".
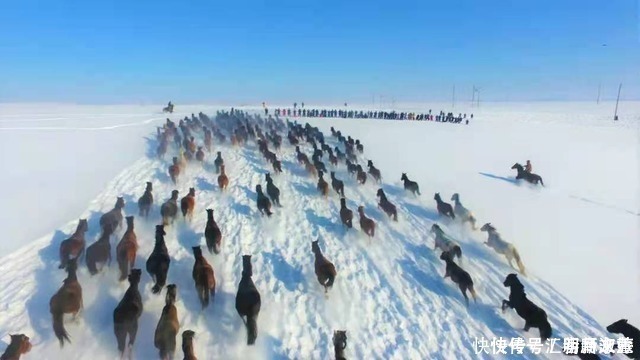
[{"x1": 0, "y1": 101, "x2": 638, "y2": 359}]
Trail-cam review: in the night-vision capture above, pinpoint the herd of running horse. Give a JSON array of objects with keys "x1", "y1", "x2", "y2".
[{"x1": 2, "y1": 109, "x2": 638, "y2": 360}]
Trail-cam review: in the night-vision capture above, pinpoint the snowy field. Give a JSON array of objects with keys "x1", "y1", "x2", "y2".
[{"x1": 0, "y1": 101, "x2": 638, "y2": 359}]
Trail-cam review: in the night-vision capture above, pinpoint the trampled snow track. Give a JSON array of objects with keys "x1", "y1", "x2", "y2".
[{"x1": 0, "y1": 113, "x2": 615, "y2": 359}]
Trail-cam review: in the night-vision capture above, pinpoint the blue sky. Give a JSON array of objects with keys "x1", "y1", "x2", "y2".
[{"x1": 0, "y1": 0, "x2": 638, "y2": 104}]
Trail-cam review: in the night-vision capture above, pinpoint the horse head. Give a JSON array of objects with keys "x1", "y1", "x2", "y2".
[
  {"x1": 376, "y1": 188, "x2": 384, "y2": 198},
  {"x1": 129, "y1": 269, "x2": 142, "y2": 285},
  {"x1": 255, "y1": 185, "x2": 263, "y2": 194},
  {"x1": 311, "y1": 240, "x2": 320, "y2": 253},
  {"x1": 171, "y1": 190, "x2": 179, "y2": 200},
  {"x1": 480, "y1": 223, "x2": 494, "y2": 232},
  {"x1": 511, "y1": 163, "x2": 522, "y2": 170},
  {"x1": 503, "y1": 273, "x2": 522, "y2": 288},
  {"x1": 606, "y1": 319, "x2": 629, "y2": 334},
  {"x1": 192, "y1": 246, "x2": 203, "y2": 258},
  {"x1": 430, "y1": 224, "x2": 442, "y2": 235},
  {"x1": 165, "y1": 284, "x2": 177, "y2": 305},
  {"x1": 401, "y1": 173, "x2": 407, "y2": 181},
  {"x1": 155, "y1": 225, "x2": 166, "y2": 237},
  {"x1": 434, "y1": 193, "x2": 441, "y2": 201},
  {"x1": 439, "y1": 250, "x2": 454, "y2": 262},
  {"x1": 333, "y1": 330, "x2": 347, "y2": 350},
  {"x1": 451, "y1": 193, "x2": 459, "y2": 202},
  {"x1": 115, "y1": 197, "x2": 125, "y2": 209},
  {"x1": 241, "y1": 255, "x2": 253, "y2": 277}
]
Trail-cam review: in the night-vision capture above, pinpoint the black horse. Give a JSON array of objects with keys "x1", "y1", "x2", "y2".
[
  {"x1": 400, "y1": 173, "x2": 420, "y2": 196},
  {"x1": 606, "y1": 319, "x2": 639, "y2": 359},
  {"x1": 511, "y1": 163, "x2": 544, "y2": 186},
  {"x1": 235, "y1": 255, "x2": 261, "y2": 345},
  {"x1": 502, "y1": 273, "x2": 552, "y2": 341}
]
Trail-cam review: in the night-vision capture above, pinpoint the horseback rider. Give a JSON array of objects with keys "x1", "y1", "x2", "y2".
[{"x1": 525, "y1": 160, "x2": 532, "y2": 173}]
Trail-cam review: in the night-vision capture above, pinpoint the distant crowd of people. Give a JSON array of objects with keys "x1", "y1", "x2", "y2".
[{"x1": 262, "y1": 103, "x2": 473, "y2": 124}]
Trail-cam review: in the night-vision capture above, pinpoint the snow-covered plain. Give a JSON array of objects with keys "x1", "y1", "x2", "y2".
[{"x1": 0, "y1": 102, "x2": 638, "y2": 359}]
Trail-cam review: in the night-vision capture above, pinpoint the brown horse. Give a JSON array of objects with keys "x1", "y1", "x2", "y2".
[
  {"x1": 59, "y1": 219, "x2": 89, "y2": 269},
  {"x1": 303, "y1": 158, "x2": 318, "y2": 178},
  {"x1": 50, "y1": 258, "x2": 83, "y2": 347},
  {"x1": 161, "y1": 190, "x2": 179, "y2": 226},
  {"x1": 116, "y1": 216, "x2": 138, "y2": 282},
  {"x1": 339, "y1": 198, "x2": 353, "y2": 229},
  {"x1": 154, "y1": 284, "x2": 180, "y2": 360},
  {"x1": 317, "y1": 171, "x2": 329, "y2": 197},
  {"x1": 272, "y1": 159, "x2": 283, "y2": 174},
  {"x1": 218, "y1": 164, "x2": 229, "y2": 191},
  {"x1": 113, "y1": 269, "x2": 143, "y2": 360},
  {"x1": 204, "y1": 130, "x2": 212, "y2": 152},
  {"x1": 137, "y1": 182, "x2": 153, "y2": 218},
  {"x1": 0, "y1": 334, "x2": 32, "y2": 360},
  {"x1": 181, "y1": 330, "x2": 197, "y2": 360},
  {"x1": 311, "y1": 240, "x2": 337, "y2": 295},
  {"x1": 169, "y1": 157, "x2": 180, "y2": 185},
  {"x1": 86, "y1": 222, "x2": 114, "y2": 275},
  {"x1": 100, "y1": 197, "x2": 125, "y2": 232},
  {"x1": 180, "y1": 188, "x2": 196, "y2": 221},
  {"x1": 195, "y1": 146, "x2": 205, "y2": 162},
  {"x1": 192, "y1": 246, "x2": 216, "y2": 309},
  {"x1": 204, "y1": 209, "x2": 222, "y2": 254},
  {"x1": 357, "y1": 206, "x2": 375, "y2": 238},
  {"x1": 333, "y1": 330, "x2": 347, "y2": 360}
]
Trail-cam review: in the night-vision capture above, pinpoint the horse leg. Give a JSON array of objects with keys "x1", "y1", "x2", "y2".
[
  {"x1": 523, "y1": 321, "x2": 531, "y2": 332},
  {"x1": 459, "y1": 284, "x2": 469, "y2": 307},
  {"x1": 501, "y1": 300, "x2": 510, "y2": 312}
]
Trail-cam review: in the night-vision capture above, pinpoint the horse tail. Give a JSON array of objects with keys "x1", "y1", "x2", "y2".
[
  {"x1": 326, "y1": 272, "x2": 336, "y2": 290},
  {"x1": 416, "y1": 186, "x2": 421, "y2": 195},
  {"x1": 59, "y1": 243, "x2": 68, "y2": 269},
  {"x1": 539, "y1": 319, "x2": 552, "y2": 341},
  {"x1": 114, "y1": 322, "x2": 127, "y2": 355},
  {"x1": 539, "y1": 177, "x2": 545, "y2": 186},
  {"x1": 469, "y1": 214, "x2": 477, "y2": 230},
  {"x1": 52, "y1": 310, "x2": 70, "y2": 347},
  {"x1": 246, "y1": 313, "x2": 258, "y2": 345},
  {"x1": 118, "y1": 254, "x2": 129, "y2": 281},
  {"x1": 513, "y1": 248, "x2": 527, "y2": 276},
  {"x1": 196, "y1": 269, "x2": 209, "y2": 309}
]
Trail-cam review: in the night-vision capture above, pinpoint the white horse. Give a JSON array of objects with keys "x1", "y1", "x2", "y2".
[
  {"x1": 451, "y1": 193, "x2": 477, "y2": 230},
  {"x1": 430, "y1": 224, "x2": 462, "y2": 260},
  {"x1": 480, "y1": 223, "x2": 526, "y2": 275}
]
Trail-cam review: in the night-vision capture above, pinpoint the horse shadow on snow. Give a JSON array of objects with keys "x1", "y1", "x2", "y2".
[{"x1": 262, "y1": 251, "x2": 305, "y2": 293}]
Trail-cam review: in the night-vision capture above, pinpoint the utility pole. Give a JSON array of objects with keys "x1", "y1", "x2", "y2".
[
  {"x1": 613, "y1": 83, "x2": 622, "y2": 121},
  {"x1": 452, "y1": 84, "x2": 456, "y2": 108},
  {"x1": 471, "y1": 85, "x2": 476, "y2": 107},
  {"x1": 597, "y1": 82, "x2": 601, "y2": 104}
]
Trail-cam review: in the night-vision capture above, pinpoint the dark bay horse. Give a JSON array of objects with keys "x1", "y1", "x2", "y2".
[
  {"x1": 606, "y1": 319, "x2": 640, "y2": 359},
  {"x1": 146, "y1": 225, "x2": 171, "y2": 294},
  {"x1": 100, "y1": 197, "x2": 125, "y2": 232},
  {"x1": 235, "y1": 255, "x2": 261, "y2": 345},
  {"x1": 333, "y1": 330, "x2": 347, "y2": 360},
  {"x1": 339, "y1": 198, "x2": 353, "y2": 229},
  {"x1": 311, "y1": 240, "x2": 337, "y2": 295},
  {"x1": 138, "y1": 182, "x2": 153, "y2": 218},
  {"x1": 376, "y1": 189, "x2": 398, "y2": 221},
  {"x1": 511, "y1": 163, "x2": 544, "y2": 186},
  {"x1": 400, "y1": 173, "x2": 421, "y2": 196},
  {"x1": 357, "y1": 206, "x2": 375, "y2": 238},
  {"x1": 86, "y1": 222, "x2": 114, "y2": 275},
  {"x1": 113, "y1": 269, "x2": 143, "y2": 360},
  {"x1": 204, "y1": 209, "x2": 222, "y2": 254},
  {"x1": 434, "y1": 193, "x2": 455, "y2": 219}
]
